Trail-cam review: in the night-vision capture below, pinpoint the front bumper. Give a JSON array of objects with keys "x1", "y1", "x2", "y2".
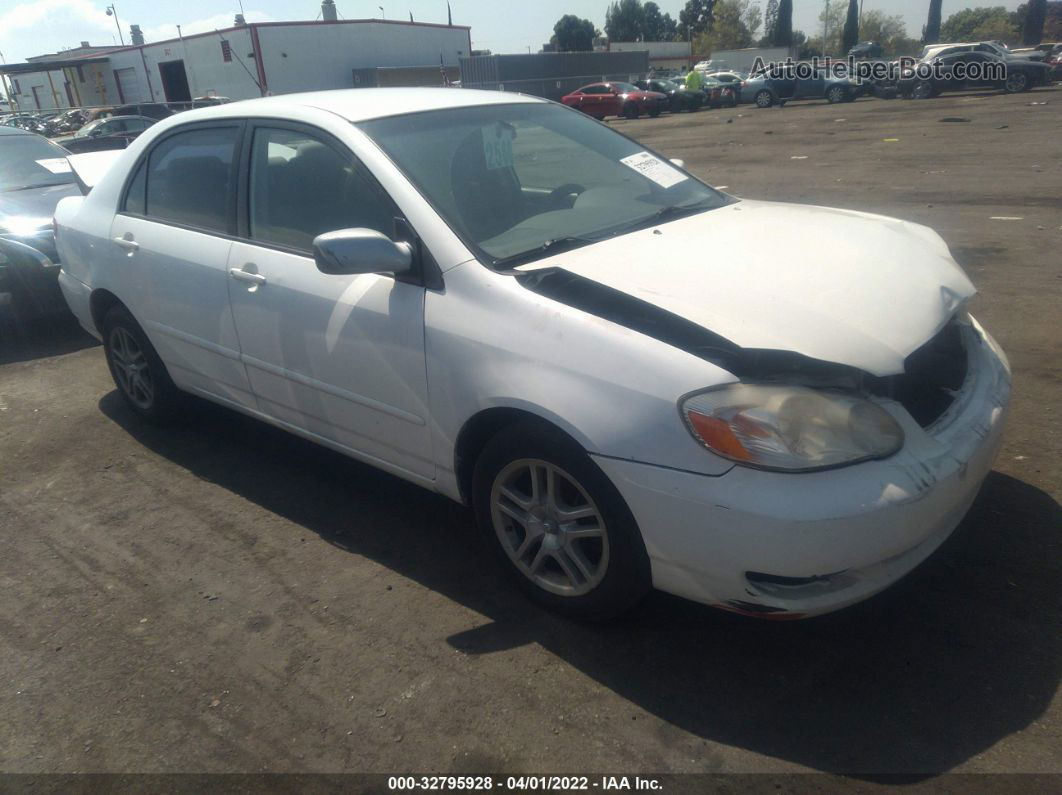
[
  {"x1": 593, "y1": 317, "x2": 1011, "y2": 618},
  {"x1": 0, "y1": 236, "x2": 65, "y2": 317}
]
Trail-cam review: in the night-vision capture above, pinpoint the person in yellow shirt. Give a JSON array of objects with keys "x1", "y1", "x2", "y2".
[{"x1": 685, "y1": 68, "x2": 703, "y2": 93}]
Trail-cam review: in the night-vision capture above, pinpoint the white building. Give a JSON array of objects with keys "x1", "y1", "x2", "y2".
[
  {"x1": 608, "y1": 41, "x2": 695, "y2": 72},
  {"x1": 1, "y1": 11, "x2": 471, "y2": 111}
]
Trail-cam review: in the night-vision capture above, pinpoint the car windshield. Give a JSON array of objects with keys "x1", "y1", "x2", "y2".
[
  {"x1": 359, "y1": 102, "x2": 729, "y2": 265},
  {"x1": 76, "y1": 119, "x2": 104, "y2": 137},
  {"x1": 0, "y1": 135, "x2": 75, "y2": 191},
  {"x1": 610, "y1": 82, "x2": 639, "y2": 93}
]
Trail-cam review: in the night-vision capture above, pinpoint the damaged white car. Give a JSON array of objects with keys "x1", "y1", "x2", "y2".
[{"x1": 54, "y1": 89, "x2": 1010, "y2": 619}]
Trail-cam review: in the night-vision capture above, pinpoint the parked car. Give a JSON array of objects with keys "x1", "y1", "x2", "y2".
[
  {"x1": 54, "y1": 88, "x2": 1010, "y2": 620},
  {"x1": 899, "y1": 51, "x2": 1053, "y2": 98},
  {"x1": 2, "y1": 114, "x2": 47, "y2": 134},
  {"x1": 701, "y1": 77, "x2": 739, "y2": 108},
  {"x1": 848, "y1": 41, "x2": 883, "y2": 59},
  {"x1": 634, "y1": 79, "x2": 703, "y2": 112},
  {"x1": 0, "y1": 127, "x2": 79, "y2": 317},
  {"x1": 62, "y1": 115, "x2": 156, "y2": 154},
  {"x1": 741, "y1": 67, "x2": 861, "y2": 107},
  {"x1": 561, "y1": 82, "x2": 669, "y2": 120},
  {"x1": 114, "y1": 103, "x2": 174, "y2": 121}
]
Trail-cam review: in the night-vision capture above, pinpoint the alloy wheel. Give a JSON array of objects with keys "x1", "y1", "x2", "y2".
[
  {"x1": 108, "y1": 326, "x2": 154, "y2": 410},
  {"x1": 490, "y1": 458, "x2": 609, "y2": 597}
]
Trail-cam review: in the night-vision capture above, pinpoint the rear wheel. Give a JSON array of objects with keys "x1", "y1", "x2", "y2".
[
  {"x1": 102, "y1": 305, "x2": 182, "y2": 422},
  {"x1": 1003, "y1": 71, "x2": 1029, "y2": 93},
  {"x1": 473, "y1": 420, "x2": 651, "y2": 620},
  {"x1": 754, "y1": 89, "x2": 773, "y2": 108},
  {"x1": 826, "y1": 85, "x2": 846, "y2": 103},
  {"x1": 911, "y1": 80, "x2": 935, "y2": 99}
]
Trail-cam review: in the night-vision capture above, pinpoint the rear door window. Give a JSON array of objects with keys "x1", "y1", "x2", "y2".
[{"x1": 143, "y1": 126, "x2": 239, "y2": 233}]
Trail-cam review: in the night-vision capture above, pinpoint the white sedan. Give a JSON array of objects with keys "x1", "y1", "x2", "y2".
[{"x1": 54, "y1": 88, "x2": 1010, "y2": 620}]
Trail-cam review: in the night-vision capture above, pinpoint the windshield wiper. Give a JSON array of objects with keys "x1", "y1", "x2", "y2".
[
  {"x1": 493, "y1": 236, "x2": 597, "y2": 268},
  {"x1": 621, "y1": 201, "x2": 718, "y2": 234},
  {"x1": 3, "y1": 182, "x2": 67, "y2": 192}
]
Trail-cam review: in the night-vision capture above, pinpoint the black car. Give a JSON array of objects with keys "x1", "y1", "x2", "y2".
[
  {"x1": 62, "y1": 114, "x2": 155, "y2": 154},
  {"x1": 0, "y1": 127, "x2": 80, "y2": 318},
  {"x1": 634, "y1": 79, "x2": 703, "y2": 112},
  {"x1": 899, "y1": 51, "x2": 1052, "y2": 98}
]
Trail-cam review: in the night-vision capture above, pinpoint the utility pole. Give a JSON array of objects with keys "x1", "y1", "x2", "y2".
[
  {"x1": 105, "y1": 5, "x2": 126, "y2": 46},
  {"x1": 823, "y1": 0, "x2": 830, "y2": 56}
]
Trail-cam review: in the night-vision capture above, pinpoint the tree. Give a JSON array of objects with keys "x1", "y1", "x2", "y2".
[
  {"x1": 858, "y1": 10, "x2": 919, "y2": 56},
  {"x1": 552, "y1": 15, "x2": 596, "y2": 51},
  {"x1": 693, "y1": 0, "x2": 754, "y2": 53},
  {"x1": 742, "y1": 0, "x2": 763, "y2": 40},
  {"x1": 605, "y1": 0, "x2": 646, "y2": 41},
  {"x1": 808, "y1": 1, "x2": 846, "y2": 54},
  {"x1": 940, "y1": 7, "x2": 1019, "y2": 43},
  {"x1": 842, "y1": 0, "x2": 860, "y2": 52},
  {"x1": 763, "y1": 0, "x2": 779, "y2": 42},
  {"x1": 1022, "y1": 0, "x2": 1048, "y2": 43},
  {"x1": 773, "y1": 0, "x2": 793, "y2": 46},
  {"x1": 924, "y1": 0, "x2": 943, "y2": 43},
  {"x1": 1018, "y1": 1, "x2": 1062, "y2": 39},
  {"x1": 679, "y1": 0, "x2": 716, "y2": 38}
]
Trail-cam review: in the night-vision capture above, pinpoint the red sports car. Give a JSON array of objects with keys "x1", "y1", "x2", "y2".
[{"x1": 560, "y1": 82, "x2": 669, "y2": 120}]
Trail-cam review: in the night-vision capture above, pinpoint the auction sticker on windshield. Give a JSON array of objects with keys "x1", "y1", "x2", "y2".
[
  {"x1": 620, "y1": 151, "x2": 687, "y2": 188},
  {"x1": 36, "y1": 158, "x2": 72, "y2": 174}
]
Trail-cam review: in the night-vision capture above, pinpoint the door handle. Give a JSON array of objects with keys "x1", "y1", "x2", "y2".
[
  {"x1": 112, "y1": 236, "x2": 139, "y2": 251},
  {"x1": 229, "y1": 268, "x2": 267, "y2": 286}
]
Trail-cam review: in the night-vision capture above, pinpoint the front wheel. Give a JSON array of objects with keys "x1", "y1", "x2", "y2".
[
  {"x1": 754, "y1": 89, "x2": 773, "y2": 108},
  {"x1": 473, "y1": 420, "x2": 651, "y2": 620},
  {"x1": 648, "y1": 107, "x2": 661, "y2": 117},
  {"x1": 102, "y1": 304, "x2": 183, "y2": 422},
  {"x1": 622, "y1": 102, "x2": 640, "y2": 119},
  {"x1": 826, "y1": 85, "x2": 846, "y2": 103}
]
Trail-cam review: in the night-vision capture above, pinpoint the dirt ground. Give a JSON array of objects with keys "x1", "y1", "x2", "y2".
[{"x1": 1, "y1": 87, "x2": 1060, "y2": 781}]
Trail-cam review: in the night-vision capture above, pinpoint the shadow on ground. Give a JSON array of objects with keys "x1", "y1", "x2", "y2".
[
  {"x1": 99, "y1": 392, "x2": 1061, "y2": 778},
  {"x1": 0, "y1": 312, "x2": 98, "y2": 365}
]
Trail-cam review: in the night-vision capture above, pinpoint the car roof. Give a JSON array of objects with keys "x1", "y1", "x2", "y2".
[
  {"x1": 168, "y1": 87, "x2": 545, "y2": 124},
  {"x1": 0, "y1": 125, "x2": 35, "y2": 137}
]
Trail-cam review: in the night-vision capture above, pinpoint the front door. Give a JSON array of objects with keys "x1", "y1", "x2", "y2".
[{"x1": 226, "y1": 123, "x2": 433, "y2": 480}]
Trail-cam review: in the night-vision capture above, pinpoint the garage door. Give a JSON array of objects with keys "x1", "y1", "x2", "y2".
[{"x1": 114, "y1": 67, "x2": 143, "y2": 104}]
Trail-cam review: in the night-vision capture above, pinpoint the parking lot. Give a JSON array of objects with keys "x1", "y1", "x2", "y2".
[{"x1": 1, "y1": 88, "x2": 1060, "y2": 779}]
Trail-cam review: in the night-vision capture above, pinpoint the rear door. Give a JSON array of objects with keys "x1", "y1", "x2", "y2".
[
  {"x1": 109, "y1": 122, "x2": 255, "y2": 408},
  {"x1": 225, "y1": 121, "x2": 433, "y2": 480}
]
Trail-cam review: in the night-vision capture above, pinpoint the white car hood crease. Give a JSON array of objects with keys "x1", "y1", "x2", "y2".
[{"x1": 517, "y1": 199, "x2": 976, "y2": 377}]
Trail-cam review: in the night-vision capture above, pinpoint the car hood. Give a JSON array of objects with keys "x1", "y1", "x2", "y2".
[
  {"x1": 0, "y1": 182, "x2": 80, "y2": 229},
  {"x1": 516, "y1": 199, "x2": 976, "y2": 377}
]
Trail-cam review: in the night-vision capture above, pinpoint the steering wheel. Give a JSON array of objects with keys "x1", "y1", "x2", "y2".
[{"x1": 550, "y1": 183, "x2": 587, "y2": 207}]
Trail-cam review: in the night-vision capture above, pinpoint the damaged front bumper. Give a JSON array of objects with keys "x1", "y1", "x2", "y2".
[{"x1": 592, "y1": 316, "x2": 1011, "y2": 618}]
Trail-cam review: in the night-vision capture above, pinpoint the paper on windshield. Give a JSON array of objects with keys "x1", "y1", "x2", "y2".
[
  {"x1": 620, "y1": 151, "x2": 687, "y2": 188},
  {"x1": 36, "y1": 158, "x2": 72, "y2": 174},
  {"x1": 482, "y1": 123, "x2": 514, "y2": 170}
]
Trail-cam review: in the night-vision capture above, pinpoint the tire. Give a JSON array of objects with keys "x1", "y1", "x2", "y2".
[
  {"x1": 472, "y1": 419, "x2": 652, "y2": 620},
  {"x1": 1003, "y1": 71, "x2": 1029, "y2": 93},
  {"x1": 102, "y1": 304, "x2": 183, "y2": 422},
  {"x1": 826, "y1": 85, "x2": 846, "y2": 104},
  {"x1": 648, "y1": 107, "x2": 661, "y2": 118},
  {"x1": 622, "y1": 102, "x2": 639, "y2": 119},
  {"x1": 754, "y1": 89, "x2": 773, "y2": 108},
  {"x1": 911, "y1": 80, "x2": 935, "y2": 99}
]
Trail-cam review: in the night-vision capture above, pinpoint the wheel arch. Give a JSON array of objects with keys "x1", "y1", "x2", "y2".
[
  {"x1": 89, "y1": 288, "x2": 127, "y2": 334},
  {"x1": 453, "y1": 405, "x2": 591, "y2": 505}
]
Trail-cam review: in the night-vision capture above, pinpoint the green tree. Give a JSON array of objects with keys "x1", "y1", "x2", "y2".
[
  {"x1": 842, "y1": 0, "x2": 860, "y2": 51},
  {"x1": 552, "y1": 15, "x2": 596, "y2": 51},
  {"x1": 679, "y1": 0, "x2": 716, "y2": 37},
  {"x1": 1021, "y1": 0, "x2": 1049, "y2": 43},
  {"x1": 742, "y1": 0, "x2": 763, "y2": 40},
  {"x1": 858, "y1": 10, "x2": 919, "y2": 56},
  {"x1": 606, "y1": 0, "x2": 646, "y2": 41},
  {"x1": 940, "y1": 6, "x2": 1019, "y2": 42},
  {"x1": 807, "y1": 1, "x2": 846, "y2": 54},
  {"x1": 643, "y1": 2, "x2": 680, "y2": 39},
  {"x1": 773, "y1": 0, "x2": 793, "y2": 46},
  {"x1": 693, "y1": 0, "x2": 754, "y2": 52},
  {"x1": 924, "y1": 0, "x2": 943, "y2": 42},
  {"x1": 763, "y1": 0, "x2": 779, "y2": 42}
]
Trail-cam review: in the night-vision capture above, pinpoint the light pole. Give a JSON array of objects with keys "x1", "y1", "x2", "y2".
[
  {"x1": 105, "y1": 5, "x2": 125, "y2": 46},
  {"x1": 378, "y1": 6, "x2": 385, "y2": 19},
  {"x1": 823, "y1": 0, "x2": 830, "y2": 57}
]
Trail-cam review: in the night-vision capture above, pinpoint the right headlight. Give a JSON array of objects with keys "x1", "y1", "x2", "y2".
[{"x1": 680, "y1": 384, "x2": 904, "y2": 472}]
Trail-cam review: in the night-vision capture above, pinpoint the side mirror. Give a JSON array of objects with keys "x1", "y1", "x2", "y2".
[
  {"x1": 312, "y1": 228, "x2": 413, "y2": 276},
  {"x1": 669, "y1": 158, "x2": 686, "y2": 170}
]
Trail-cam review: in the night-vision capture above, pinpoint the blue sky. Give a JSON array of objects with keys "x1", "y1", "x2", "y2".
[{"x1": 0, "y1": 0, "x2": 1025, "y2": 64}]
